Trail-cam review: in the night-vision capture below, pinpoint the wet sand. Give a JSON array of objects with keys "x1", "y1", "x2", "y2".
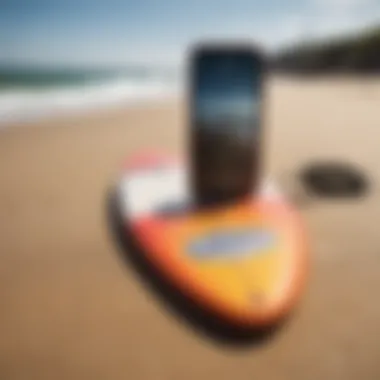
[{"x1": 1, "y1": 78, "x2": 380, "y2": 379}]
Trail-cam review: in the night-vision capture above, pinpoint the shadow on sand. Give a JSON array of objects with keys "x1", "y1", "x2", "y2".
[
  {"x1": 299, "y1": 161, "x2": 370, "y2": 199},
  {"x1": 280, "y1": 161, "x2": 371, "y2": 208},
  {"x1": 105, "y1": 188, "x2": 288, "y2": 349}
]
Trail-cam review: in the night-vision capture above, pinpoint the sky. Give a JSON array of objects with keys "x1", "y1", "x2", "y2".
[{"x1": 1, "y1": 0, "x2": 380, "y2": 67}]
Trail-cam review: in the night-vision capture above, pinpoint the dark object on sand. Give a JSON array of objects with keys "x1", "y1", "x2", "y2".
[{"x1": 300, "y1": 162, "x2": 369, "y2": 198}]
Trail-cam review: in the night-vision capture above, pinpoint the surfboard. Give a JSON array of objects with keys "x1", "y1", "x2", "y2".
[{"x1": 114, "y1": 151, "x2": 308, "y2": 329}]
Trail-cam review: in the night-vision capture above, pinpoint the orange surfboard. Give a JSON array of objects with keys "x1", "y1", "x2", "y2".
[{"x1": 115, "y1": 152, "x2": 308, "y2": 328}]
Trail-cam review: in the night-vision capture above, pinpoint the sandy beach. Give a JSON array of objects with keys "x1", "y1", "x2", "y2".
[{"x1": 1, "y1": 77, "x2": 380, "y2": 379}]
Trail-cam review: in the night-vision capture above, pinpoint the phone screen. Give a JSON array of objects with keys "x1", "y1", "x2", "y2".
[{"x1": 190, "y1": 46, "x2": 264, "y2": 205}]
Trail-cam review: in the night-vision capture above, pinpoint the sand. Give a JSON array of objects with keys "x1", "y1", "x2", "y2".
[{"x1": 1, "y1": 77, "x2": 380, "y2": 379}]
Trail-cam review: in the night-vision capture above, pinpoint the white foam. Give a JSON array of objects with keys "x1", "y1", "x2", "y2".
[{"x1": 0, "y1": 78, "x2": 181, "y2": 126}]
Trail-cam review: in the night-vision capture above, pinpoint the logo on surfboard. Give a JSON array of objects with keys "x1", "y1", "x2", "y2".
[{"x1": 188, "y1": 228, "x2": 276, "y2": 259}]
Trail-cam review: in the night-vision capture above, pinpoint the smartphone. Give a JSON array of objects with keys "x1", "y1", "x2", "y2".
[{"x1": 188, "y1": 43, "x2": 265, "y2": 207}]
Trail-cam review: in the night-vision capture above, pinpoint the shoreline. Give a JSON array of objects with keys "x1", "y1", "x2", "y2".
[
  {"x1": 2, "y1": 74, "x2": 380, "y2": 129},
  {"x1": 0, "y1": 98, "x2": 180, "y2": 130}
]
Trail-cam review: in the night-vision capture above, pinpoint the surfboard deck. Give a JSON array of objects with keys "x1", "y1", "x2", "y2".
[{"x1": 114, "y1": 152, "x2": 308, "y2": 328}]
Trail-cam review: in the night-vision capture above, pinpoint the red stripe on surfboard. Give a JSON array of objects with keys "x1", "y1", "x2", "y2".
[{"x1": 123, "y1": 151, "x2": 182, "y2": 171}]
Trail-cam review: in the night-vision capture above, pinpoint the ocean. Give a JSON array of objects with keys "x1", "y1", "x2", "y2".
[{"x1": 0, "y1": 66, "x2": 181, "y2": 126}]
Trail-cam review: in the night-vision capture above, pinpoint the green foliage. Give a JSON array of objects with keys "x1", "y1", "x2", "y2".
[{"x1": 273, "y1": 25, "x2": 380, "y2": 74}]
